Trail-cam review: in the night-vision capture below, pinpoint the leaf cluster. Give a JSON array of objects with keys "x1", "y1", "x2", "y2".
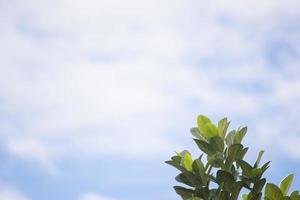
[{"x1": 166, "y1": 114, "x2": 300, "y2": 200}]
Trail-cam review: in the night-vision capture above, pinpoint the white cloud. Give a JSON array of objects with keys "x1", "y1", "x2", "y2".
[
  {"x1": 0, "y1": 185, "x2": 29, "y2": 200},
  {"x1": 0, "y1": 0, "x2": 299, "y2": 172},
  {"x1": 5, "y1": 138, "x2": 57, "y2": 174},
  {"x1": 80, "y1": 193, "x2": 117, "y2": 200}
]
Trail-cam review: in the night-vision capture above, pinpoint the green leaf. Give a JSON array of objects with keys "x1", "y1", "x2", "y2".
[
  {"x1": 258, "y1": 161, "x2": 271, "y2": 177},
  {"x1": 181, "y1": 151, "x2": 193, "y2": 171},
  {"x1": 231, "y1": 181, "x2": 243, "y2": 199},
  {"x1": 165, "y1": 155, "x2": 187, "y2": 171},
  {"x1": 265, "y1": 183, "x2": 284, "y2": 200},
  {"x1": 171, "y1": 155, "x2": 182, "y2": 162},
  {"x1": 187, "y1": 197, "x2": 202, "y2": 200},
  {"x1": 254, "y1": 150, "x2": 264, "y2": 168},
  {"x1": 209, "y1": 136, "x2": 224, "y2": 152},
  {"x1": 174, "y1": 186, "x2": 194, "y2": 199},
  {"x1": 202, "y1": 123, "x2": 219, "y2": 139},
  {"x1": 197, "y1": 115, "x2": 219, "y2": 139},
  {"x1": 207, "y1": 152, "x2": 224, "y2": 168},
  {"x1": 227, "y1": 144, "x2": 244, "y2": 160},
  {"x1": 261, "y1": 161, "x2": 271, "y2": 171},
  {"x1": 195, "y1": 187, "x2": 209, "y2": 199},
  {"x1": 239, "y1": 147, "x2": 249, "y2": 160},
  {"x1": 251, "y1": 178, "x2": 266, "y2": 195},
  {"x1": 190, "y1": 127, "x2": 207, "y2": 141},
  {"x1": 241, "y1": 193, "x2": 249, "y2": 200},
  {"x1": 165, "y1": 160, "x2": 185, "y2": 172},
  {"x1": 207, "y1": 155, "x2": 218, "y2": 167},
  {"x1": 225, "y1": 144, "x2": 244, "y2": 170},
  {"x1": 251, "y1": 193, "x2": 263, "y2": 200},
  {"x1": 197, "y1": 114, "x2": 211, "y2": 128},
  {"x1": 216, "y1": 170, "x2": 235, "y2": 192},
  {"x1": 250, "y1": 168, "x2": 263, "y2": 178},
  {"x1": 194, "y1": 139, "x2": 216, "y2": 156},
  {"x1": 176, "y1": 171, "x2": 200, "y2": 187},
  {"x1": 233, "y1": 126, "x2": 247, "y2": 144},
  {"x1": 290, "y1": 191, "x2": 300, "y2": 200},
  {"x1": 197, "y1": 115, "x2": 211, "y2": 138},
  {"x1": 225, "y1": 130, "x2": 235, "y2": 146},
  {"x1": 218, "y1": 117, "x2": 229, "y2": 139},
  {"x1": 192, "y1": 158, "x2": 206, "y2": 185},
  {"x1": 280, "y1": 174, "x2": 294, "y2": 195},
  {"x1": 237, "y1": 160, "x2": 253, "y2": 177},
  {"x1": 219, "y1": 190, "x2": 230, "y2": 200}
]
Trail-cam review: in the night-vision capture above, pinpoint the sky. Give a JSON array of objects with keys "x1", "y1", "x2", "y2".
[{"x1": 0, "y1": 0, "x2": 300, "y2": 199}]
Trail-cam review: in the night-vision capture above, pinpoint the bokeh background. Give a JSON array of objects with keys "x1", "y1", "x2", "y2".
[{"x1": 0, "y1": 0, "x2": 300, "y2": 199}]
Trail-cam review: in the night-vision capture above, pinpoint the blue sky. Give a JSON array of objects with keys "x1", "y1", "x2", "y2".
[{"x1": 0, "y1": 0, "x2": 300, "y2": 199}]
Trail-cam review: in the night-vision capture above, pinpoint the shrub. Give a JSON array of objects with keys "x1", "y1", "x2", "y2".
[{"x1": 166, "y1": 114, "x2": 300, "y2": 200}]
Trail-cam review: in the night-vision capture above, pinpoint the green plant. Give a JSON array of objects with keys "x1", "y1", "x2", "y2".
[{"x1": 166, "y1": 114, "x2": 300, "y2": 200}]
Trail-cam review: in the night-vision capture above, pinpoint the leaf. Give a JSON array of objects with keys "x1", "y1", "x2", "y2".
[
  {"x1": 209, "y1": 136, "x2": 224, "y2": 152},
  {"x1": 225, "y1": 144, "x2": 244, "y2": 170},
  {"x1": 261, "y1": 161, "x2": 271, "y2": 171},
  {"x1": 182, "y1": 151, "x2": 193, "y2": 171},
  {"x1": 197, "y1": 114, "x2": 211, "y2": 128},
  {"x1": 194, "y1": 139, "x2": 216, "y2": 156},
  {"x1": 176, "y1": 171, "x2": 200, "y2": 187},
  {"x1": 190, "y1": 127, "x2": 207, "y2": 141},
  {"x1": 171, "y1": 155, "x2": 182, "y2": 162},
  {"x1": 280, "y1": 174, "x2": 294, "y2": 195},
  {"x1": 225, "y1": 130, "x2": 235, "y2": 146},
  {"x1": 227, "y1": 144, "x2": 244, "y2": 160},
  {"x1": 195, "y1": 187, "x2": 209, "y2": 199},
  {"x1": 241, "y1": 193, "x2": 249, "y2": 200},
  {"x1": 218, "y1": 117, "x2": 229, "y2": 139},
  {"x1": 219, "y1": 190, "x2": 230, "y2": 200},
  {"x1": 165, "y1": 160, "x2": 185, "y2": 172},
  {"x1": 192, "y1": 158, "x2": 206, "y2": 185},
  {"x1": 187, "y1": 197, "x2": 203, "y2": 200},
  {"x1": 239, "y1": 147, "x2": 249, "y2": 160},
  {"x1": 216, "y1": 170, "x2": 235, "y2": 192},
  {"x1": 233, "y1": 126, "x2": 247, "y2": 144},
  {"x1": 290, "y1": 191, "x2": 300, "y2": 200},
  {"x1": 250, "y1": 193, "x2": 263, "y2": 200},
  {"x1": 237, "y1": 160, "x2": 253, "y2": 177},
  {"x1": 231, "y1": 181, "x2": 243, "y2": 199},
  {"x1": 165, "y1": 155, "x2": 187, "y2": 171},
  {"x1": 202, "y1": 123, "x2": 219, "y2": 139},
  {"x1": 197, "y1": 115, "x2": 218, "y2": 139},
  {"x1": 254, "y1": 150, "x2": 264, "y2": 168},
  {"x1": 174, "y1": 186, "x2": 194, "y2": 199},
  {"x1": 265, "y1": 183, "x2": 284, "y2": 200},
  {"x1": 251, "y1": 178, "x2": 266, "y2": 195},
  {"x1": 207, "y1": 152, "x2": 223, "y2": 168},
  {"x1": 259, "y1": 161, "x2": 271, "y2": 177},
  {"x1": 250, "y1": 168, "x2": 263, "y2": 178}
]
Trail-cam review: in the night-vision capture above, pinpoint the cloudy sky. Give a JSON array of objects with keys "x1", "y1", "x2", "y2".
[{"x1": 0, "y1": 0, "x2": 300, "y2": 199}]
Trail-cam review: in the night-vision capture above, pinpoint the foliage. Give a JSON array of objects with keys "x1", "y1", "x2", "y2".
[{"x1": 166, "y1": 114, "x2": 300, "y2": 200}]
